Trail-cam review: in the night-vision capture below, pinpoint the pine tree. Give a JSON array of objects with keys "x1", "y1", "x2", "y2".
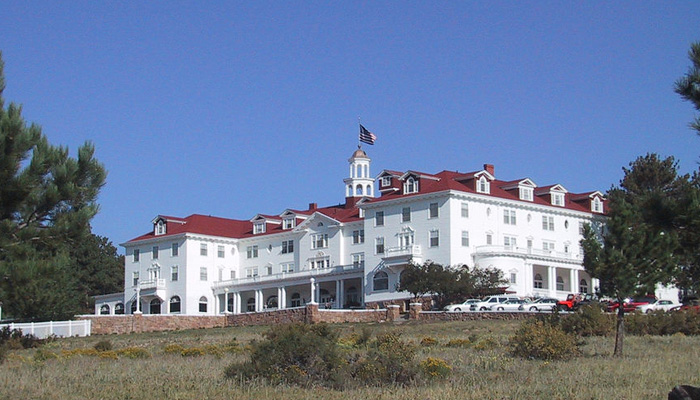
[{"x1": 675, "y1": 41, "x2": 700, "y2": 135}]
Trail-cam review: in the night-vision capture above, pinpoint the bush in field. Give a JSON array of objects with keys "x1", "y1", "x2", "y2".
[
  {"x1": 116, "y1": 347, "x2": 151, "y2": 359},
  {"x1": 446, "y1": 338, "x2": 471, "y2": 348},
  {"x1": 510, "y1": 319, "x2": 581, "y2": 360},
  {"x1": 473, "y1": 336, "x2": 500, "y2": 351},
  {"x1": 0, "y1": 327, "x2": 44, "y2": 349},
  {"x1": 419, "y1": 357, "x2": 452, "y2": 380},
  {"x1": 560, "y1": 305, "x2": 614, "y2": 337},
  {"x1": 94, "y1": 340, "x2": 113, "y2": 352},
  {"x1": 33, "y1": 348, "x2": 59, "y2": 362},
  {"x1": 626, "y1": 310, "x2": 700, "y2": 336},
  {"x1": 352, "y1": 332, "x2": 417, "y2": 386},
  {"x1": 420, "y1": 336, "x2": 438, "y2": 346}
]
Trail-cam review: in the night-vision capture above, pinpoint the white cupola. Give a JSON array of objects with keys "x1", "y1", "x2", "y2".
[{"x1": 343, "y1": 146, "x2": 374, "y2": 199}]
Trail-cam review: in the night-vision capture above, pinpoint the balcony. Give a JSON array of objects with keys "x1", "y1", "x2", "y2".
[
  {"x1": 212, "y1": 263, "x2": 364, "y2": 289},
  {"x1": 139, "y1": 279, "x2": 166, "y2": 290},
  {"x1": 382, "y1": 245, "x2": 422, "y2": 268},
  {"x1": 474, "y1": 245, "x2": 582, "y2": 262}
]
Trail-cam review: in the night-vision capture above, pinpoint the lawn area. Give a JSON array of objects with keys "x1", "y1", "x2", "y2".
[{"x1": 1, "y1": 319, "x2": 698, "y2": 399}]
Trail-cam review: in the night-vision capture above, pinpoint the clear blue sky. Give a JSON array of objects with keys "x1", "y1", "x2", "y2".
[{"x1": 2, "y1": 2, "x2": 699, "y2": 250}]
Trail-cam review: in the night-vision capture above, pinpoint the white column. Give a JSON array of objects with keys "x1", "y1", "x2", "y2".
[
  {"x1": 339, "y1": 279, "x2": 345, "y2": 308},
  {"x1": 256, "y1": 290, "x2": 263, "y2": 312},
  {"x1": 310, "y1": 278, "x2": 316, "y2": 304},
  {"x1": 235, "y1": 292, "x2": 241, "y2": 314},
  {"x1": 548, "y1": 266, "x2": 556, "y2": 297},
  {"x1": 570, "y1": 269, "x2": 579, "y2": 293},
  {"x1": 277, "y1": 287, "x2": 282, "y2": 310},
  {"x1": 335, "y1": 280, "x2": 342, "y2": 309},
  {"x1": 280, "y1": 287, "x2": 287, "y2": 309}
]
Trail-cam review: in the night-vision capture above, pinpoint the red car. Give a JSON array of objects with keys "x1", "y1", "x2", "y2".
[{"x1": 605, "y1": 296, "x2": 656, "y2": 313}]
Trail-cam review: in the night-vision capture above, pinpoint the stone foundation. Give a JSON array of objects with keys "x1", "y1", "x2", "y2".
[{"x1": 79, "y1": 314, "x2": 227, "y2": 335}]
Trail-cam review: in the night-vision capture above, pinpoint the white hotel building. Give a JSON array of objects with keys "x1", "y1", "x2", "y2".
[{"x1": 95, "y1": 148, "x2": 607, "y2": 316}]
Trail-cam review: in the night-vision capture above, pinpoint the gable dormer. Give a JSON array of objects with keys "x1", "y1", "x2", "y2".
[
  {"x1": 278, "y1": 209, "x2": 309, "y2": 230},
  {"x1": 398, "y1": 171, "x2": 440, "y2": 195},
  {"x1": 501, "y1": 178, "x2": 537, "y2": 201},
  {"x1": 536, "y1": 184, "x2": 568, "y2": 207},
  {"x1": 154, "y1": 218, "x2": 166, "y2": 236},
  {"x1": 249, "y1": 214, "x2": 281, "y2": 235},
  {"x1": 455, "y1": 168, "x2": 495, "y2": 194},
  {"x1": 376, "y1": 170, "x2": 402, "y2": 195},
  {"x1": 571, "y1": 191, "x2": 605, "y2": 214}
]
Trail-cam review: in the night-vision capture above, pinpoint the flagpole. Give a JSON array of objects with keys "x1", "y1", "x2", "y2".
[{"x1": 357, "y1": 116, "x2": 362, "y2": 149}]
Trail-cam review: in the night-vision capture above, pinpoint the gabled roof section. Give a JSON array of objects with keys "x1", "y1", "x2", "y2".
[
  {"x1": 535, "y1": 184, "x2": 568, "y2": 195},
  {"x1": 376, "y1": 169, "x2": 402, "y2": 179},
  {"x1": 150, "y1": 215, "x2": 187, "y2": 225},
  {"x1": 249, "y1": 214, "x2": 281, "y2": 224},
  {"x1": 500, "y1": 178, "x2": 537, "y2": 190},
  {"x1": 570, "y1": 191, "x2": 605, "y2": 201},
  {"x1": 399, "y1": 170, "x2": 441, "y2": 181},
  {"x1": 454, "y1": 169, "x2": 495, "y2": 182}
]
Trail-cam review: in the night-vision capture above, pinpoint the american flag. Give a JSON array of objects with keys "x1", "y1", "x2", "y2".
[{"x1": 359, "y1": 124, "x2": 377, "y2": 145}]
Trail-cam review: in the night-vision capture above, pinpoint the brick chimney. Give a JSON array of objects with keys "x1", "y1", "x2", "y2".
[
  {"x1": 483, "y1": 164, "x2": 495, "y2": 176},
  {"x1": 308, "y1": 202, "x2": 317, "y2": 211}
]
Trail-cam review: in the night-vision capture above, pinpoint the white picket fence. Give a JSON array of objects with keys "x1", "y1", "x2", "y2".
[{"x1": 0, "y1": 320, "x2": 91, "y2": 339}]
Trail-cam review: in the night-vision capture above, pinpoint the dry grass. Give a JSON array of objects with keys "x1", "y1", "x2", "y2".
[{"x1": 1, "y1": 320, "x2": 698, "y2": 399}]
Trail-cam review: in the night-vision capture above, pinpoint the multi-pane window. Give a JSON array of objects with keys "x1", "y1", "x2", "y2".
[
  {"x1": 580, "y1": 279, "x2": 589, "y2": 294},
  {"x1": 230, "y1": 270, "x2": 236, "y2": 279},
  {"x1": 477, "y1": 176, "x2": 490, "y2": 194},
  {"x1": 133, "y1": 249, "x2": 140, "y2": 262},
  {"x1": 246, "y1": 267, "x2": 259, "y2": 278},
  {"x1": 200, "y1": 243, "x2": 207, "y2": 256},
  {"x1": 533, "y1": 274, "x2": 543, "y2": 289},
  {"x1": 283, "y1": 217, "x2": 295, "y2": 229},
  {"x1": 520, "y1": 187, "x2": 533, "y2": 201},
  {"x1": 253, "y1": 222, "x2": 265, "y2": 234},
  {"x1": 151, "y1": 246, "x2": 159, "y2": 259},
  {"x1": 132, "y1": 271, "x2": 139, "y2": 287},
  {"x1": 199, "y1": 297, "x2": 208, "y2": 313},
  {"x1": 171, "y1": 243, "x2": 178, "y2": 257},
  {"x1": 310, "y1": 257, "x2": 330, "y2": 269},
  {"x1": 503, "y1": 209, "x2": 516, "y2": 225},
  {"x1": 402, "y1": 207, "x2": 411, "y2": 222},
  {"x1": 266, "y1": 265, "x2": 273, "y2": 275},
  {"x1": 404, "y1": 177, "x2": 418, "y2": 194},
  {"x1": 592, "y1": 197, "x2": 603, "y2": 213},
  {"x1": 556, "y1": 276, "x2": 565, "y2": 291},
  {"x1": 486, "y1": 233, "x2": 493, "y2": 245},
  {"x1": 552, "y1": 193, "x2": 565, "y2": 206},
  {"x1": 429, "y1": 230, "x2": 439, "y2": 247},
  {"x1": 352, "y1": 229, "x2": 365, "y2": 244},
  {"x1": 169, "y1": 296, "x2": 181, "y2": 313},
  {"x1": 352, "y1": 253, "x2": 365, "y2": 269},
  {"x1": 200, "y1": 267, "x2": 208, "y2": 281},
  {"x1": 542, "y1": 216, "x2": 555, "y2": 231},
  {"x1": 373, "y1": 271, "x2": 389, "y2": 291},
  {"x1": 461, "y1": 231, "x2": 469, "y2": 247},
  {"x1": 171, "y1": 265, "x2": 179, "y2": 281},
  {"x1": 543, "y1": 241, "x2": 555, "y2": 252},
  {"x1": 376, "y1": 237, "x2": 385, "y2": 254},
  {"x1": 510, "y1": 273, "x2": 517, "y2": 284},
  {"x1": 375, "y1": 211, "x2": 384, "y2": 226},
  {"x1": 281, "y1": 262, "x2": 294, "y2": 273},
  {"x1": 461, "y1": 202, "x2": 469, "y2": 218},
  {"x1": 311, "y1": 234, "x2": 328, "y2": 249},
  {"x1": 246, "y1": 245, "x2": 259, "y2": 259},
  {"x1": 381, "y1": 176, "x2": 391, "y2": 187},
  {"x1": 429, "y1": 202, "x2": 439, "y2": 218},
  {"x1": 504, "y1": 236, "x2": 517, "y2": 249},
  {"x1": 217, "y1": 245, "x2": 225, "y2": 258},
  {"x1": 282, "y1": 240, "x2": 294, "y2": 254}
]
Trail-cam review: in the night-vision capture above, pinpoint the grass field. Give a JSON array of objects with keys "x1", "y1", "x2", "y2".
[{"x1": 1, "y1": 319, "x2": 698, "y2": 399}]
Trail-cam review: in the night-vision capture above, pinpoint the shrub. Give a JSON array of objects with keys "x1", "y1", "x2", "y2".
[
  {"x1": 626, "y1": 310, "x2": 700, "y2": 336},
  {"x1": 420, "y1": 336, "x2": 438, "y2": 346},
  {"x1": 33, "y1": 348, "x2": 59, "y2": 362},
  {"x1": 163, "y1": 344, "x2": 186, "y2": 355},
  {"x1": 419, "y1": 357, "x2": 452, "y2": 380},
  {"x1": 98, "y1": 351, "x2": 118, "y2": 360},
  {"x1": 509, "y1": 319, "x2": 581, "y2": 360},
  {"x1": 473, "y1": 336, "x2": 499, "y2": 351},
  {"x1": 352, "y1": 332, "x2": 417, "y2": 386},
  {"x1": 0, "y1": 345, "x2": 6, "y2": 364},
  {"x1": 117, "y1": 347, "x2": 151, "y2": 359},
  {"x1": 94, "y1": 340, "x2": 113, "y2": 352},
  {"x1": 446, "y1": 338, "x2": 471, "y2": 348},
  {"x1": 560, "y1": 305, "x2": 613, "y2": 336},
  {"x1": 0, "y1": 327, "x2": 43, "y2": 349},
  {"x1": 181, "y1": 347, "x2": 206, "y2": 357}
]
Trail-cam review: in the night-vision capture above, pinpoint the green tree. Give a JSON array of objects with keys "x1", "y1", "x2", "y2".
[
  {"x1": 675, "y1": 41, "x2": 700, "y2": 135},
  {"x1": 70, "y1": 234, "x2": 124, "y2": 313},
  {"x1": 0, "y1": 51, "x2": 107, "y2": 320},
  {"x1": 581, "y1": 154, "x2": 680, "y2": 356}
]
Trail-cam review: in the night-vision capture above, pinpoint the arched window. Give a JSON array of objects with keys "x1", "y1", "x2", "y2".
[
  {"x1": 227, "y1": 296, "x2": 234, "y2": 313},
  {"x1": 404, "y1": 177, "x2": 418, "y2": 194},
  {"x1": 115, "y1": 303, "x2": 125, "y2": 315},
  {"x1": 150, "y1": 299, "x2": 162, "y2": 314},
  {"x1": 373, "y1": 271, "x2": 389, "y2": 291},
  {"x1": 267, "y1": 295, "x2": 278, "y2": 309},
  {"x1": 533, "y1": 273, "x2": 543, "y2": 289},
  {"x1": 347, "y1": 184, "x2": 352, "y2": 197},
  {"x1": 356, "y1": 184, "x2": 363, "y2": 195},
  {"x1": 291, "y1": 292, "x2": 302, "y2": 307},
  {"x1": 169, "y1": 296, "x2": 181, "y2": 313},
  {"x1": 556, "y1": 276, "x2": 564, "y2": 291},
  {"x1": 199, "y1": 296, "x2": 208, "y2": 313},
  {"x1": 366, "y1": 184, "x2": 372, "y2": 196},
  {"x1": 580, "y1": 279, "x2": 589, "y2": 294},
  {"x1": 246, "y1": 297, "x2": 256, "y2": 312},
  {"x1": 477, "y1": 176, "x2": 490, "y2": 194},
  {"x1": 100, "y1": 304, "x2": 110, "y2": 315}
]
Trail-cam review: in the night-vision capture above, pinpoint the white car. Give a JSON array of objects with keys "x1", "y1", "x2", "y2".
[
  {"x1": 526, "y1": 297, "x2": 559, "y2": 312},
  {"x1": 636, "y1": 299, "x2": 679, "y2": 313},
  {"x1": 444, "y1": 299, "x2": 481, "y2": 312},
  {"x1": 489, "y1": 298, "x2": 529, "y2": 311},
  {"x1": 471, "y1": 295, "x2": 521, "y2": 311}
]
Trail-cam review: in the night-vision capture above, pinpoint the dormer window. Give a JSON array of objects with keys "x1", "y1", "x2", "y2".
[
  {"x1": 552, "y1": 192, "x2": 565, "y2": 206},
  {"x1": 283, "y1": 217, "x2": 295, "y2": 230},
  {"x1": 155, "y1": 220, "x2": 166, "y2": 235},
  {"x1": 253, "y1": 221, "x2": 266, "y2": 234},
  {"x1": 477, "y1": 176, "x2": 490, "y2": 194},
  {"x1": 404, "y1": 177, "x2": 418, "y2": 194},
  {"x1": 519, "y1": 187, "x2": 533, "y2": 201},
  {"x1": 592, "y1": 197, "x2": 603, "y2": 213},
  {"x1": 381, "y1": 176, "x2": 391, "y2": 187}
]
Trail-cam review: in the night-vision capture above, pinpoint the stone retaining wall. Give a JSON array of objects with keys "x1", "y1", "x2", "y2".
[
  {"x1": 79, "y1": 314, "x2": 227, "y2": 335},
  {"x1": 227, "y1": 307, "x2": 307, "y2": 326}
]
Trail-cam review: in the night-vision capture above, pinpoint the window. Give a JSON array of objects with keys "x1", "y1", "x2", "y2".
[
  {"x1": 404, "y1": 177, "x2": 418, "y2": 194},
  {"x1": 399, "y1": 230, "x2": 414, "y2": 248},
  {"x1": 266, "y1": 265, "x2": 273, "y2": 275},
  {"x1": 132, "y1": 271, "x2": 139, "y2": 287},
  {"x1": 310, "y1": 257, "x2": 330, "y2": 269},
  {"x1": 504, "y1": 236, "x2": 517, "y2": 249},
  {"x1": 375, "y1": 211, "x2": 384, "y2": 226},
  {"x1": 217, "y1": 245, "x2": 225, "y2": 258},
  {"x1": 199, "y1": 296, "x2": 208, "y2": 313},
  {"x1": 543, "y1": 241, "x2": 555, "y2": 252},
  {"x1": 461, "y1": 231, "x2": 469, "y2": 247},
  {"x1": 200, "y1": 243, "x2": 208, "y2": 256},
  {"x1": 152, "y1": 246, "x2": 159, "y2": 259},
  {"x1": 520, "y1": 187, "x2": 533, "y2": 201},
  {"x1": 552, "y1": 193, "x2": 565, "y2": 206},
  {"x1": 352, "y1": 253, "x2": 365, "y2": 269},
  {"x1": 592, "y1": 197, "x2": 603, "y2": 213},
  {"x1": 461, "y1": 202, "x2": 469, "y2": 218},
  {"x1": 115, "y1": 303, "x2": 125, "y2": 315},
  {"x1": 171, "y1": 265, "x2": 179, "y2": 281},
  {"x1": 402, "y1": 207, "x2": 411, "y2": 222},
  {"x1": 282, "y1": 240, "x2": 294, "y2": 254},
  {"x1": 281, "y1": 262, "x2": 294, "y2": 273},
  {"x1": 246, "y1": 298, "x2": 256, "y2": 312},
  {"x1": 171, "y1": 243, "x2": 178, "y2": 257},
  {"x1": 477, "y1": 176, "x2": 490, "y2": 194},
  {"x1": 169, "y1": 296, "x2": 181, "y2": 313},
  {"x1": 311, "y1": 234, "x2": 328, "y2": 249},
  {"x1": 486, "y1": 233, "x2": 493, "y2": 245},
  {"x1": 283, "y1": 217, "x2": 295, "y2": 229},
  {"x1": 230, "y1": 270, "x2": 236, "y2": 279},
  {"x1": 246, "y1": 267, "x2": 259, "y2": 278},
  {"x1": 580, "y1": 279, "x2": 589, "y2": 294},
  {"x1": 156, "y1": 220, "x2": 165, "y2": 235},
  {"x1": 376, "y1": 237, "x2": 385, "y2": 254},
  {"x1": 133, "y1": 249, "x2": 140, "y2": 262},
  {"x1": 352, "y1": 229, "x2": 365, "y2": 244},
  {"x1": 373, "y1": 271, "x2": 389, "y2": 291},
  {"x1": 381, "y1": 176, "x2": 391, "y2": 187},
  {"x1": 150, "y1": 299, "x2": 161, "y2": 314},
  {"x1": 503, "y1": 209, "x2": 516, "y2": 225},
  {"x1": 429, "y1": 202, "x2": 439, "y2": 218},
  {"x1": 429, "y1": 230, "x2": 439, "y2": 247},
  {"x1": 100, "y1": 305, "x2": 110, "y2": 315},
  {"x1": 246, "y1": 245, "x2": 259, "y2": 258},
  {"x1": 556, "y1": 276, "x2": 564, "y2": 291},
  {"x1": 291, "y1": 293, "x2": 302, "y2": 307},
  {"x1": 200, "y1": 267, "x2": 208, "y2": 281},
  {"x1": 253, "y1": 221, "x2": 266, "y2": 234},
  {"x1": 510, "y1": 273, "x2": 517, "y2": 284},
  {"x1": 542, "y1": 216, "x2": 555, "y2": 231},
  {"x1": 534, "y1": 273, "x2": 543, "y2": 289}
]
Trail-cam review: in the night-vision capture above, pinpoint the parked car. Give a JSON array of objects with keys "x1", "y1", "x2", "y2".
[
  {"x1": 671, "y1": 299, "x2": 700, "y2": 312},
  {"x1": 636, "y1": 299, "x2": 679, "y2": 313},
  {"x1": 489, "y1": 298, "x2": 529, "y2": 311},
  {"x1": 444, "y1": 299, "x2": 481, "y2": 312},
  {"x1": 525, "y1": 297, "x2": 559, "y2": 312},
  {"x1": 557, "y1": 293, "x2": 598, "y2": 311},
  {"x1": 606, "y1": 296, "x2": 656, "y2": 313},
  {"x1": 470, "y1": 295, "x2": 520, "y2": 311}
]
